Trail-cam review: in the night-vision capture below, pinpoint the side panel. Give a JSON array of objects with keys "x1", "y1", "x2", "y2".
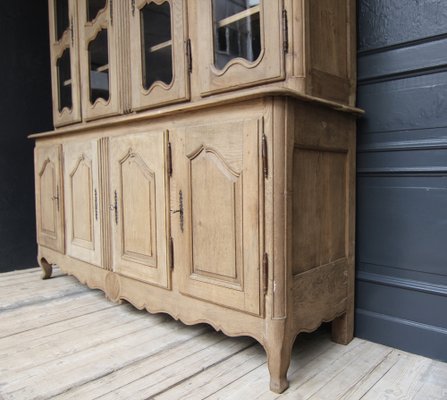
[
  {"x1": 35, "y1": 144, "x2": 65, "y2": 253},
  {"x1": 290, "y1": 102, "x2": 356, "y2": 333},
  {"x1": 172, "y1": 118, "x2": 263, "y2": 315},
  {"x1": 109, "y1": 131, "x2": 170, "y2": 288},
  {"x1": 307, "y1": 0, "x2": 355, "y2": 105}
]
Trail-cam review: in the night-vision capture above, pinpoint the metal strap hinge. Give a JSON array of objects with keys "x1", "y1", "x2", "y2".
[
  {"x1": 263, "y1": 253, "x2": 268, "y2": 294},
  {"x1": 186, "y1": 39, "x2": 192, "y2": 73},
  {"x1": 262, "y1": 134, "x2": 268, "y2": 179},
  {"x1": 282, "y1": 9, "x2": 289, "y2": 53},
  {"x1": 170, "y1": 237, "x2": 175, "y2": 270},
  {"x1": 167, "y1": 142, "x2": 173, "y2": 177}
]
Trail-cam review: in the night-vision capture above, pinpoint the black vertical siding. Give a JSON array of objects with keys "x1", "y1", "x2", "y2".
[
  {"x1": 0, "y1": 2, "x2": 52, "y2": 271},
  {"x1": 356, "y1": 0, "x2": 447, "y2": 361}
]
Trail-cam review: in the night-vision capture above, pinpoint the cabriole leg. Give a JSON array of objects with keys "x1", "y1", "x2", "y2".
[
  {"x1": 265, "y1": 321, "x2": 294, "y2": 393},
  {"x1": 38, "y1": 257, "x2": 53, "y2": 280}
]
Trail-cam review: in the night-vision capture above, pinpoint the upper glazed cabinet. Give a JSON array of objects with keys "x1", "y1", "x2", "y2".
[
  {"x1": 196, "y1": 0, "x2": 284, "y2": 95},
  {"x1": 48, "y1": 0, "x2": 355, "y2": 127},
  {"x1": 78, "y1": 0, "x2": 126, "y2": 121},
  {"x1": 130, "y1": 0, "x2": 190, "y2": 111},
  {"x1": 49, "y1": 0, "x2": 82, "y2": 127}
]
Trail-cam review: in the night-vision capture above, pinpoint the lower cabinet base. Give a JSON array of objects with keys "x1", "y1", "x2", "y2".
[{"x1": 38, "y1": 246, "x2": 353, "y2": 394}]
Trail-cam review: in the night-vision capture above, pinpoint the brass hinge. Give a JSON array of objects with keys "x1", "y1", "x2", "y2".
[
  {"x1": 167, "y1": 142, "x2": 173, "y2": 177},
  {"x1": 262, "y1": 134, "x2": 268, "y2": 179},
  {"x1": 263, "y1": 253, "x2": 269, "y2": 294},
  {"x1": 282, "y1": 9, "x2": 289, "y2": 53},
  {"x1": 186, "y1": 39, "x2": 192, "y2": 73},
  {"x1": 170, "y1": 237, "x2": 175, "y2": 270}
]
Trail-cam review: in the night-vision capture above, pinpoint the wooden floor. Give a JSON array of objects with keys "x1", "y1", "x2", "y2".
[{"x1": 1, "y1": 268, "x2": 446, "y2": 400}]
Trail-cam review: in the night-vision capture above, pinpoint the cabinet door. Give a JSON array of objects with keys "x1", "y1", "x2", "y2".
[
  {"x1": 109, "y1": 131, "x2": 170, "y2": 288},
  {"x1": 48, "y1": 0, "x2": 82, "y2": 127},
  {"x1": 63, "y1": 140, "x2": 102, "y2": 266},
  {"x1": 197, "y1": 0, "x2": 284, "y2": 96},
  {"x1": 35, "y1": 145, "x2": 65, "y2": 253},
  {"x1": 78, "y1": 0, "x2": 121, "y2": 120},
  {"x1": 171, "y1": 118, "x2": 263, "y2": 315},
  {"x1": 130, "y1": 0, "x2": 189, "y2": 111}
]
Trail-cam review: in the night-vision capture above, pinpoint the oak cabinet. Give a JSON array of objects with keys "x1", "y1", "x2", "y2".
[
  {"x1": 109, "y1": 131, "x2": 171, "y2": 288},
  {"x1": 35, "y1": 145, "x2": 65, "y2": 254},
  {"x1": 35, "y1": 0, "x2": 360, "y2": 394},
  {"x1": 172, "y1": 118, "x2": 263, "y2": 315}
]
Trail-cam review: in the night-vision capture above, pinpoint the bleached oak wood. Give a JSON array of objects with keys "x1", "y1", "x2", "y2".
[
  {"x1": 34, "y1": 144, "x2": 65, "y2": 256},
  {"x1": 37, "y1": 0, "x2": 361, "y2": 393},
  {"x1": 109, "y1": 131, "x2": 170, "y2": 289},
  {"x1": 32, "y1": 96, "x2": 357, "y2": 393},
  {"x1": 63, "y1": 140, "x2": 102, "y2": 267}
]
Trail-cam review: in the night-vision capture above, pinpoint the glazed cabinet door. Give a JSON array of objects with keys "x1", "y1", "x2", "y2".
[
  {"x1": 63, "y1": 140, "x2": 102, "y2": 266},
  {"x1": 48, "y1": 0, "x2": 82, "y2": 127},
  {"x1": 78, "y1": 0, "x2": 122, "y2": 120},
  {"x1": 130, "y1": 0, "x2": 189, "y2": 111},
  {"x1": 35, "y1": 145, "x2": 65, "y2": 253},
  {"x1": 196, "y1": 0, "x2": 284, "y2": 96},
  {"x1": 109, "y1": 131, "x2": 170, "y2": 288},
  {"x1": 171, "y1": 118, "x2": 263, "y2": 315}
]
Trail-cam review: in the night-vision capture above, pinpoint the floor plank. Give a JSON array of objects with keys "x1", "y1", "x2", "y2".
[{"x1": 0, "y1": 269, "x2": 446, "y2": 400}]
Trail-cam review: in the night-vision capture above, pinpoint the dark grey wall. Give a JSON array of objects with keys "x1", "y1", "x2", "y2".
[
  {"x1": 356, "y1": 0, "x2": 447, "y2": 361},
  {"x1": 0, "y1": 2, "x2": 52, "y2": 272}
]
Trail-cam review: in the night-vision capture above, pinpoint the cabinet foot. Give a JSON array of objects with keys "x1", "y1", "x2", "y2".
[
  {"x1": 265, "y1": 327, "x2": 294, "y2": 393},
  {"x1": 331, "y1": 310, "x2": 354, "y2": 345},
  {"x1": 38, "y1": 258, "x2": 53, "y2": 280}
]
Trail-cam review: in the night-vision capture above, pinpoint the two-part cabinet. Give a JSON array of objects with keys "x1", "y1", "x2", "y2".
[{"x1": 34, "y1": 0, "x2": 360, "y2": 393}]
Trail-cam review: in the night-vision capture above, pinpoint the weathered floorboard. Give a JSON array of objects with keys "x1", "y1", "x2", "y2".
[{"x1": 0, "y1": 269, "x2": 446, "y2": 400}]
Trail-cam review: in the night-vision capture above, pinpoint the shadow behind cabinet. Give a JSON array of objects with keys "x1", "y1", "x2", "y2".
[{"x1": 33, "y1": 0, "x2": 360, "y2": 393}]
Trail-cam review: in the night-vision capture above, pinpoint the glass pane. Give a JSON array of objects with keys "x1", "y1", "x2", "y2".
[
  {"x1": 55, "y1": 0, "x2": 70, "y2": 41},
  {"x1": 212, "y1": 0, "x2": 261, "y2": 70},
  {"x1": 87, "y1": 0, "x2": 107, "y2": 22},
  {"x1": 88, "y1": 29, "x2": 110, "y2": 104},
  {"x1": 140, "y1": 2, "x2": 173, "y2": 90},
  {"x1": 57, "y1": 48, "x2": 73, "y2": 112}
]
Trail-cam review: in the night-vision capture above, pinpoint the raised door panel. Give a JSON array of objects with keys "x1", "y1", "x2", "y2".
[
  {"x1": 130, "y1": 0, "x2": 189, "y2": 111},
  {"x1": 63, "y1": 141, "x2": 102, "y2": 266},
  {"x1": 78, "y1": 0, "x2": 122, "y2": 120},
  {"x1": 196, "y1": 0, "x2": 284, "y2": 96},
  {"x1": 48, "y1": 0, "x2": 82, "y2": 127},
  {"x1": 172, "y1": 118, "x2": 263, "y2": 315},
  {"x1": 35, "y1": 145, "x2": 65, "y2": 253},
  {"x1": 109, "y1": 131, "x2": 170, "y2": 288}
]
